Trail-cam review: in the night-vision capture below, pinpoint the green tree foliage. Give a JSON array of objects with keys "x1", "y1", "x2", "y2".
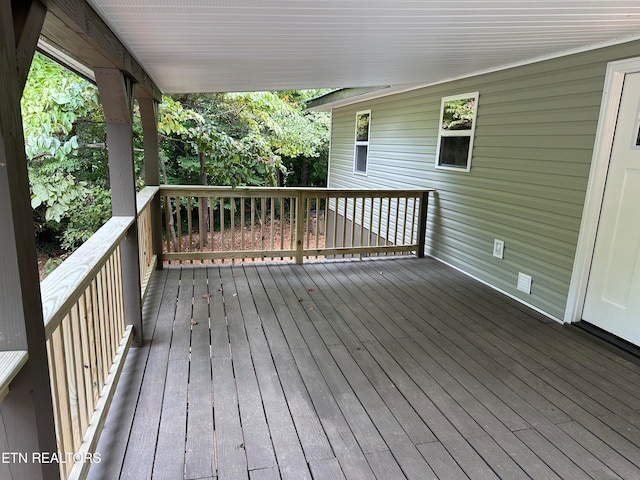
[
  {"x1": 22, "y1": 53, "x2": 330, "y2": 254},
  {"x1": 163, "y1": 91, "x2": 330, "y2": 187},
  {"x1": 23, "y1": 53, "x2": 109, "y2": 250}
]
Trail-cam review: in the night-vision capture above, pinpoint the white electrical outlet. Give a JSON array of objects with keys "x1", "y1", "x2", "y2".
[
  {"x1": 493, "y1": 239, "x2": 504, "y2": 259},
  {"x1": 517, "y1": 273, "x2": 532, "y2": 294}
]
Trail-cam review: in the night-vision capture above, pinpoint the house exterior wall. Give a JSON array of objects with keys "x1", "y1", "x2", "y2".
[{"x1": 327, "y1": 40, "x2": 640, "y2": 320}]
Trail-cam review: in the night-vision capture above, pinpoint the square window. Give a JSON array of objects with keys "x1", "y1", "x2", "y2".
[
  {"x1": 354, "y1": 110, "x2": 371, "y2": 174},
  {"x1": 355, "y1": 145, "x2": 368, "y2": 172},
  {"x1": 435, "y1": 93, "x2": 479, "y2": 172}
]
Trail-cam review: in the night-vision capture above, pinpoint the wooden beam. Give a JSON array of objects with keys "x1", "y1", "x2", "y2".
[
  {"x1": 95, "y1": 67, "x2": 144, "y2": 345},
  {"x1": 13, "y1": 0, "x2": 47, "y2": 90},
  {"x1": 40, "y1": 0, "x2": 161, "y2": 100},
  {"x1": 0, "y1": 1, "x2": 59, "y2": 478},
  {"x1": 139, "y1": 98, "x2": 164, "y2": 267},
  {"x1": 95, "y1": 68, "x2": 136, "y2": 214}
]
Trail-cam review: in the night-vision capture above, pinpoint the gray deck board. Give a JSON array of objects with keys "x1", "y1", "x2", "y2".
[
  {"x1": 185, "y1": 267, "x2": 215, "y2": 479},
  {"x1": 88, "y1": 257, "x2": 640, "y2": 479},
  {"x1": 220, "y1": 266, "x2": 277, "y2": 473}
]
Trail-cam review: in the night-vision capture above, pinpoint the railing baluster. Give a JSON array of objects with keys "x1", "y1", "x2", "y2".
[
  {"x1": 385, "y1": 197, "x2": 392, "y2": 254},
  {"x1": 280, "y1": 197, "x2": 285, "y2": 259},
  {"x1": 376, "y1": 197, "x2": 381, "y2": 247},
  {"x1": 289, "y1": 196, "x2": 295, "y2": 252},
  {"x1": 49, "y1": 327, "x2": 72, "y2": 477},
  {"x1": 78, "y1": 292, "x2": 95, "y2": 417},
  {"x1": 199, "y1": 197, "x2": 205, "y2": 252},
  {"x1": 164, "y1": 196, "x2": 171, "y2": 253},
  {"x1": 260, "y1": 196, "x2": 265, "y2": 256},
  {"x1": 231, "y1": 197, "x2": 236, "y2": 263},
  {"x1": 209, "y1": 197, "x2": 216, "y2": 252},
  {"x1": 308, "y1": 195, "x2": 313, "y2": 252},
  {"x1": 350, "y1": 196, "x2": 356, "y2": 255},
  {"x1": 187, "y1": 195, "x2": 193, "y2": 257},
  {"x1": 410, "y1": 196, "x2": 417, "y2": 246},
  {"x1": 62, "y1": 313, "x2": 81, "y2": 453},
  {"x1": 94, "y1": 269, "x2": 107, "y2": 388},
  {"x1": 88, "y1": 278, "x2": 102, "y2": 403},
  {"x1": 69, "y1": 303, "x2": 89, "y2": 443},
  {"x1": 241, "y1": 197, "x2": 246, "y2": 257},
  {"x1": 341, "y1": 197, "x2": 348, "y2": 256},
  {"x1": 367, "y1": 197, "x2": 375, "y2": 246},
  {"x1": 250, "y1": 197, "x2": 256, "y2": 260},
  {"x1": 359, "y1": 197, "x2": 365, "y2": 255},
  {"x1": 176, "y1": 198, "x2": 182, "y2": 254},
  {"x1": 271, "y1": 198, "x2": 276, "y2": 256},
  {"x1": 334, "y1": 197, "x2": 340, "y2": 254},
  {"x1": 394, "y1": 197, "x2": 401, "y2": 252},
  {"x1": 220, "y1": 197, "x2": 226, "y2": 260},
  {"x1": 402, "y1": 197, "x2": 409, "y2": 249}
]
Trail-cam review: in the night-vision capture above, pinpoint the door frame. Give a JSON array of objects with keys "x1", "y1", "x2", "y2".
[{"x1": 565, "y1": 56, "x2": 640, "y2": 323}]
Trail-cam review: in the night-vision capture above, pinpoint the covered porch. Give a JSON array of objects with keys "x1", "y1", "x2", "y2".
[
  {"x1": 88, "y1": 257, "x2": 640, "y2": 480},
  {"x1": 4, "y1": 1, "x2": 640, "y2": 479}
]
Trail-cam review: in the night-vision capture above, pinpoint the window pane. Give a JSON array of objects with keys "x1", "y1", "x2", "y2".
[
  {"x1": 438, "y1": 136, "x2": 470, "y2": 167},
  {"x1": 442, "y1": 98, "x2": 475, "y2": 131},
  {"x1": 355, "y1": 145, "x2": 368, "y2": 172},
  {"x1": 356, "y1": 113, "x2": 370, "y2": 141}
]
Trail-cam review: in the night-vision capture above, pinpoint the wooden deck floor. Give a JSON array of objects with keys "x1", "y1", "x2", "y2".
[{"x1": 87, "y1": 257, "x2": 640, "y2": 480}]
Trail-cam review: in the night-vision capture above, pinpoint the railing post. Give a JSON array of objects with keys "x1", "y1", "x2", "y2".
[
  {"x1": 295, "y1": 191, "x2": 305, "y2": 264},
  {"x1": 139, "y1": 97, "x2": 164, "y2": 269},
  {"x1": 417, "y1": 191, "x2": 430, "y2": 258},
  {"x1": 95, "y1": 68, "x2": 144, "y2": 345},
  {"x1": 0, "y1": 2, "x2": 59, "y2": 478}
]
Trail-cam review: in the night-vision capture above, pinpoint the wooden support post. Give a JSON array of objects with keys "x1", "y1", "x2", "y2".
[
  {"x1": 139, "y1": 97, "x2": 164, "y2": 268},
  {"x1": 0, "y1": 1, "x2": 60, "y2": 478},
  {"x1": 95, "y1": 68, "x2": 144, "y2": 345},
  {"x1": 417, "y1": 191, "x2": 430, "y2": 258}
]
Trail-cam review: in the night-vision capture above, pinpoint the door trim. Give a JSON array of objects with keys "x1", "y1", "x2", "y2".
[{"x1": 565, "y1": 57, "x2": 640, "y2": 323}]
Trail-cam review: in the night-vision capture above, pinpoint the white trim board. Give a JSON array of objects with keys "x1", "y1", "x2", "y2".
[{"x1": 564, "y1": 56, "x2": 640, "y2": 324}]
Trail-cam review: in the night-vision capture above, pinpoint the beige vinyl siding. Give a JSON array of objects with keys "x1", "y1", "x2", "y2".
[{"x1": 327, "y1": 39, "x2": 640, "y2": 320}]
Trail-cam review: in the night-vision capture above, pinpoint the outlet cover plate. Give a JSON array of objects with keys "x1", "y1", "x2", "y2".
[{"x1": 493, "y1": 239, "x2": 505, "y2": 259}]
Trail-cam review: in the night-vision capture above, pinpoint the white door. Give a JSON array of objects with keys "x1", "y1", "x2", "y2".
[{"x1": 583, "y1": 72, "x2": 640, "y2": 346}]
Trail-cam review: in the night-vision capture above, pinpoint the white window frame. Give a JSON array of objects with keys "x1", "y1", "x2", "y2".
[
  {"x1": 354, "y1": 110, "x2": 371, "y2": 175},
  {"x1": 435, "y1": 92, "x2": 479, "y2": 172}
]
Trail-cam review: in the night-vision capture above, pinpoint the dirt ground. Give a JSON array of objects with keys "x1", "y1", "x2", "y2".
[{"x1": 164, "y1": 220, "x2": 325, "y2": 265}]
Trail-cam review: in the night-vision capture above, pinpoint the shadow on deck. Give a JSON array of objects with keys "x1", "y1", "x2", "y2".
[{"x1": 87, "y1": 257, "x2": 640, "y2": 480}]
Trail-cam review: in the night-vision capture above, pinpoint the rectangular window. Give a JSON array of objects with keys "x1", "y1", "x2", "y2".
[
  {"x1": 354, "y1": 110, "x2": 371, "y2": 174},
  {"x1": 435, "y1": 92, "x2": 479, "y2": 172}
]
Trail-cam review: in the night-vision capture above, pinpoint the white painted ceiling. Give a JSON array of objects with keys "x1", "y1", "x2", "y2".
[{"x1": 86, "y1": 0, "x2": 640, "y2": 94}]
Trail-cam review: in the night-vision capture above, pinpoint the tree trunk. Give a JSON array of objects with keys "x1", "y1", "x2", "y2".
[
  {"x1": 301, "y1": 157, "x2": 310, "y2": 186},
  {"x1": 159, "y1": 152, "x2": 178, "y2": 251}
]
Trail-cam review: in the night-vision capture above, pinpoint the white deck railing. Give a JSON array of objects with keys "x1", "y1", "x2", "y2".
[{"x1": 160, "y1": 186, "x2": 433, "y2": 264}]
